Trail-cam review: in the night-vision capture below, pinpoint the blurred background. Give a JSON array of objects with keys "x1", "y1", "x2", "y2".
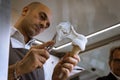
[{"x1": 11, "y1": 0, "x2": 120, "y2": 80}]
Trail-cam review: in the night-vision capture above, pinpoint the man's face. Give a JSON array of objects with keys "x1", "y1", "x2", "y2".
[
  {"x1": 109, "y1": 49, "x2": 120, "y2": 77},
  {"x1": 22, "y1": 4, "x2": 52, "y2": 37}
]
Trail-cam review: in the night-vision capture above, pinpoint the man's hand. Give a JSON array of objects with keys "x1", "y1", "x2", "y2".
[
  {"x1": 15, "y1": 41, "x2": 55, "y2": 76},
  {"x1": 52, "y1": 53, "x2": 80, "y2": 80}
]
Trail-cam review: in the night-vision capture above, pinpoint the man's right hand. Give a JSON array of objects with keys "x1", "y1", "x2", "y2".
[{"x1": 15, "y1": 41, "x2": 55, "y2": 76}]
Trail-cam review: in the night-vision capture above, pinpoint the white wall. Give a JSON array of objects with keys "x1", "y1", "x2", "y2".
[
  {"x1": 0, "y1": 0, "x2": 10, "y2": 80},
  {"x1": 78, "y1": 40, "x2": 120, "y2": 77}
]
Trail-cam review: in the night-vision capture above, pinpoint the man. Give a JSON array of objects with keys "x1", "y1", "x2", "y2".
[
  {"x1": 8, "y1": 2, "x2": 85, "y2": 80},
  {"x1": 96, "y1": 46, "x2": 120, "y2": 80}
]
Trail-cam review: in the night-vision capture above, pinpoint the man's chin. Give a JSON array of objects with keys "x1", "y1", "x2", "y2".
[{"x1": 32, "y1": 33, "x2": 40, "y2": 37}]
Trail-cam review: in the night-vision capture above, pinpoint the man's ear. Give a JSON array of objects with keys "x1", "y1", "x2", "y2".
[{"x1": 21, "y1": 7, "x2": 29, "y2": 16}]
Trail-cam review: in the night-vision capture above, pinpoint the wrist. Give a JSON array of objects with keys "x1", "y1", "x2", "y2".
[
  {"x1": 15, "y1": 61, "x2": 22, "y2": 76},
  {"x1": 8, "y1": 62, "x2": 22, "y2": 80}
]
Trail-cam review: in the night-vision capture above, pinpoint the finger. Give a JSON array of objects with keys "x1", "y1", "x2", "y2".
[
  {"x1": 37, "y1": 49, "x2": 50, "y2": 59},
  {"x1": 38, "y1": 55, "x2": 47, "y2": 64},
  {"x1": 37, "y1": 56, "x2": 47, "y2": 68},
  {"x1": 62, "y1": 63, "x2": 73, "y2": 72},
  {"x1": 62, "y1": 57, "x2": 78, "y2": 66},
  {"x1": 32, "y1": 40, "x2": 55, "y2": 49},
  {"x1": 41, "y1": 40, "x2": 55, "y2": 48},
  {"x1": 61, "y1": 67, "x2": 69, "y2": 79},
  {"x1": 72, "y1": 54, "x2": 80, "y2": 62},
  {"x1": 36, "y1": 61, "x2": 43, "y2": 68},
  {"x1": 30, "y1": 48, "x2": 50, "y2": 59},
  {"x1": 64, "y1": 52, "x2": 80, "y2": 61},
  {"x1": 63, "y1": 53, "x2": 80, "y2": 64}
]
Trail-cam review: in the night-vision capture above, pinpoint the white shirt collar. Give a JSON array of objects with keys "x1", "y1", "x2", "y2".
[
  {"x1": 10, "y1": 27, "x2": 35, "y2": 49},
  {"x1": 110, "y1": 70, "x2": 120, "y2": 80}
]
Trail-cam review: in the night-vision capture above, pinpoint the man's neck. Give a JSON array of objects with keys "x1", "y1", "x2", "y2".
[{"x1": 14, "y1": 25, "x2": 31, "y2": 44}]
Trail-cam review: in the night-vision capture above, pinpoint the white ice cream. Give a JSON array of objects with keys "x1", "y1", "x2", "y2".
[{"x1": 56, "y1": 22, "x2": 87, "y2": 51}]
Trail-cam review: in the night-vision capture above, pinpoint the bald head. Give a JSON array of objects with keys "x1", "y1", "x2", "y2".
[
  {"x1": 25, "y1": 2, "x2": 49, "y2": 11},
  {"x1": 22, "y1": 2, "x2": 52, "y2": 20},
  {"x1": 15, "y1": 2, "x2": 52, "y2": 43}
]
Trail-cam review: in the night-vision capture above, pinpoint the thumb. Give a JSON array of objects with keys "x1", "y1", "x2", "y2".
[{"x1": 31, "y1": 40, "x2": 55, "y2": 49}]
